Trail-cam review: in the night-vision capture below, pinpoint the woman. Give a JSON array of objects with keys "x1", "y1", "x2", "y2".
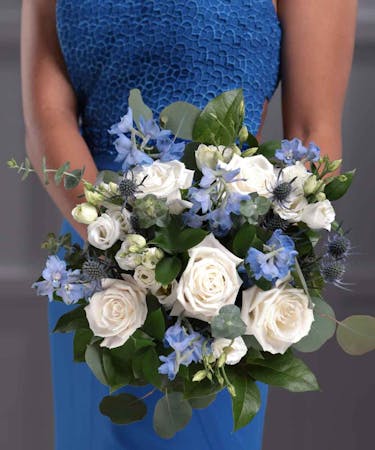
[{"x1": 21, "y1": 1, "x2": 357, "y2": 449}]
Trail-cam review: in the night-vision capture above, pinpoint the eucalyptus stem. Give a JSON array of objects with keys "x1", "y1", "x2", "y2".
[{"x1": 294, "y1": 258, "x2": 314, "y2": 309}]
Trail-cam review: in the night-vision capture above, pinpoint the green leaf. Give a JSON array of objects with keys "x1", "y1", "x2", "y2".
[
  {"x1": 232, "y1": 223, "x2": 256, "y2": 258},
  {"x1": 180, "y1": 141, "x2": 200, "y2": 173},
  {"x1": 64, "y1": 168, "x2": 84, "y2": 190},
  {"x1": 211, "y1": 305, "x2": 247, "y2": 340},
  {"x1": 257, "y1": 140, "x2": 281, "y2": 159},
  {"x1": 188, "y1": 393, "x2": 217, "y2": 409},
  {"x1": 21, "y1": 157, "x2": 32, "y2": 181},
  {"x1": 142, "y1": 308, "x2": 165, "y2": 342},
  {"x1": 53, "y1": 305, "x2": 88, "y2": 333},
  {"x1": 155, "y1": 256, "x2": 182, "y2": 285},
  {"x1": 96, "y1": 169, "x2": 120, "y2": 184},
  {"x1": 151, "y1": 226, "x2": 207, "y2": 254},
  {"x1": 184, "y1": 376, "x2": 222, "y2": 399},
  {"x1": 141, "y1": 347, "x2": 163, "y2": 388},
  {"x1": 100, "y1": 393, "x2": 147, "y2": 424},
  {"x1": 294, "y1": 297, "x2": 336, "y2": 352},
  {"x1": 246, "y1": 133, "x2": 259, "y2": 149},
  {"x1": 227, "y1": 369, "x2": 261, "y2": 431},
  {"x1": 54, "y1": 162, "x2": 70, "y2": 185},
  {"x1": 324, "y1": 170, "x2": 356, "y2": 201},
  {"x1": 336, "y1": 315, "x2": 375, "y2": 355},
  {"x1": 85, "y1": 342, "x2": 108, "y2": 386},
  {"x1": 153, "y1": 392, "x2": 192, "y2": 439},
  {"x1": 248, "y1": 350, "x2": 320, "y2": 392},
  {"x1": 192, "y1": 88, "x2": 245, "y2": 146},
  {"x1": 128, "y1": 88, "x2": 153, "y2": 129},
  {"x1": 102, "y1": 349, "x2": 131, "y2": 392},
  {"x1": 159, "y1": 101, "x2": 201, "y2": 140},
  {"x1": 73, "y1": 328, "x2": 94, "y2": 362}
]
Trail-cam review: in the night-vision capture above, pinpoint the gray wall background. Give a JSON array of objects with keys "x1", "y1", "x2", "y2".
[{"x1": 0, "y1": 1, "x2": 374, "y2": 449}]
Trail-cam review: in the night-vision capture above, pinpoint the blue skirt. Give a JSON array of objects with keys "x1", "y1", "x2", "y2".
[{"x1": 48, "y1": 219, "x2": 268, "y2": 450}]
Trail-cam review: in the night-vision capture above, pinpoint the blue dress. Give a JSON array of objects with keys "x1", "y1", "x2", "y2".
[{"x1": 50, "y1": 1, "x2": 282, "y2": 449}]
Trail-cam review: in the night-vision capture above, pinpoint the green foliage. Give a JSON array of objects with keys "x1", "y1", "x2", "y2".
[
  {"x1": 324, "y1": 170, "x2": 356, "y2": 201},
  {"x1": 64, "y1": 167, "x2": 85, "y2": 190},
  {"x1": 54, "y1": 162, "x2": 71, "y2": 185},
  {"x1": 153, "y1": 392, "x2": 193, "y2": 439},
  {"x1": 128, "y1": 88, "x2": 153, "y2": 129},
  {"x1": 294, "y1": 297, "x2": 336, "y2": 353},
  {"x1": 85, "y1": 342, "x2": 109, "y2": 386},
  {"x1": 73, "y1": 329, "x2": 94, "y2": 362},
  {"x1": 227, "y1": 368, "x2": 261, "y2": 431},
  {"x1": 155, "y1": 256, "x2": 182, "y2": 285},
  {"x1": 53, "y1": 305, "x2": 88, "y2": 333},
  {"x1": 151, "y1": 217, "x2": 207, "y2": 254},
  {"x1": 139, "y1": 347, "x2": 164, "y2": 388},
  {"x1": 133, "y1": 194, "x2": 170, "y2": 228},
  {"x1": 232, "y1": 223, "x2": 256, "y2": 258},
  {"x1": 188, "y1": 393, "x2": 217, "y2": 409},
  {"x1": 257, "y1": 140, "x2": 281, "y2": 160},
  {"x1": 336, "y1": 315, "x2": 375, "y2": 355},
  {"x1": 142, "y1": 308, "x2": 165, "y2": 342},
  {"x1": 41, "y1": 232, "x2": 72, "y2": 254},
  {"x1": 180, "y1": 141, "x2": 200, "y2": 173},
  {"x1": 240, "y1": 197, "x2": 271, "y2": 225},
  {"x1": 248, "y1": 350, "x2": 320, "y2": 392},
  {"x1": 100, "y1": 393, "x2": 147, "y2": 425},
  {"x1": 211, "y1": 305, "x2": 247, "y2": 340},
  {"x1": 42, "y1": 156, "x2": 49, "y2": 185},
  {"x1": 159, "y1": 101, "x2": 201, "y2": 140},
  {"x1": 97, "y1": 169, "x2": 120, "y2": 184},
  {"x1": 192, "y1": 89, "x2": 245, "y2": 146},
  {"x1": 245, "y1": 132, "x2": 259, "y2": 149}
]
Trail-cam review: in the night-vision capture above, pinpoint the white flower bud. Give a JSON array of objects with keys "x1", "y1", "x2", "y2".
[
  {"x1": 141, "y1": 247, "x2": 164, "y2": 269},
  {"x1": 71, "y1": 202, "x2": 98, "y2": 224}
]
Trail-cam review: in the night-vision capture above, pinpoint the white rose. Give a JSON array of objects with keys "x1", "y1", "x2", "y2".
[
  {"x1": 211, "y1": 337, "x2": 247, "y2": 365},
  {"x1": 195, "y1": 144, "x2": 234, "y2": 170},
  {"x1": 141, "y1": 247, "x2": 164, "y2": 269},
  {"x1": 241, "y1": 280, "x2": 314, "y2": 354},
  {"x1": 154, "y1": 280, "x2": 178, "y2": 309},
  {"x1": 222, "y1": 154, "x2": 276, "y2": 197},
  {"x1": 71, "y1": 202, "x2": 98, "y2": 224},
  {"x1": 85, "y1": 275, "x2": 147, "y2": 349},
  {"x1": 87, "y1": 213, "x2": 120, "y2": 250},
  {"x1": 107, "y1": 207, "x2": 134, "y2": 240},
  {"x1": 300, "y1": 199, "x2": 335, "y2": 231},
  {"x1": 133, "y1": 160, "x2": 194, "y2": 212},
  {"x1": 171, "y1": 233, "x2": 243, "y2": 322},
  {"x1": 133, "y1": 265, "x2": 161, "y2": 292}
]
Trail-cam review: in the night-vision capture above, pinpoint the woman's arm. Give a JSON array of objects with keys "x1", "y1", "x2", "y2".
[
  {"x1": 278, "y1": 0, "x2": 358, "y2": 162},
  {"x1": 21, "y1": 0, "x2": 98, "y2": 239}
]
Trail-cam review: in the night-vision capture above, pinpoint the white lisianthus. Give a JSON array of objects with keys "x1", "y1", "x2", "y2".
[
  {"x1": 115, "y1": 235, "x2": 147, "y2": 270},
  {"x1": 277, "y1": 161, "x2": 312, "y2": 194},
  {"x1": 141, "y1": 247, "x2": 164, "y2": 269},
  {"x1": 107, "y1": 207, "x2": 134, "y2": 240},
  {"x1": 211, "y1": 337, "x2": 247, "y2": 365},
  {"x1": 71, "y1": 202, "x2": 98, "y2": 224},
  {"x1": 115, "y1": 252, "x2": 143, "y2": 271},
  {"x1": 87, "y1": 213, "x2": 120, "y2": 250},
  {"x1": 273, "y1": 195, "x2": 308, "y2": 222},
  {"x1": 120, "y1": 234, "x2": 147, "y2": 253},
  {"x1": 84, "y1": 182, "x2": 120, "y2": 207},
  {"x1": 154, "y1": 280, "x2": 178, "y2": 309},
  {"x1": 222, "y1": 154, "x2": 276, "y2": 197},
  {"x1": 171, "y1": 233, "x2": 243, "y2": 322},
  {"x1": 133, "y1": 265, "x2": 161, "y2": 292},
  {"x1": 133, "y1": 160, "x2": 194, "y2": 212},
  {"x1": 84, "y1": 186, "x2": 105, "y2": 206},
  {"x1": 195, "y1": 144, "x2": 235, "y2": 170},
  {"x1": 85, "y1": 275, "x2": 147, "y2": 349},
  {"x1": 241, "y1": 279, "x2": 314, "y2": 354},
  {"x1": 300, "y1": 199, "x2": 335, "y2": 231}
]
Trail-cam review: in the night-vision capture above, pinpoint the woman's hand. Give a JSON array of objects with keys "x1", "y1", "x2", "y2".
[{"x1": 21, "y1": 0, "x2": 98, "y2": 241}]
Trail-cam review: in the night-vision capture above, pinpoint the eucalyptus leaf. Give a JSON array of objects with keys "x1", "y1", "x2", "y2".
[
  {"x1": 128, "y1": 88, "x2": 153, "y2": 129},
  {"x1": 336, "y1": 315, "x2": 375, "y2": 355},
  {"x1": 96, "y1": 170, "x2": 120, "y2": 184},
  {"x1": 100, "y1": 393, "x2": 147, "y2": 425},
  {"x1": 64, "y1": 168, "x2": 84, "y2": 190},
  {"x1": 189, "y1": 393, "x2": 217, "y2": 409},
  {"x1": 227, "y1": 369, "x2": 261, "y2": 431},
  {"x1": 153, "y1": 392, "x2": 192, "y2": 439},
  {"x1": 159, "y1": 101, "x2": 201, "y2": 140},
  {"x1": 294, "y1": 297, "x2": 336, "y2": 353},
  {"x1": 54, "y1": 162, "x2": 70, "y2": 185},
  {"x1": 257, "y1": 140, "x2": 281, "y2": 159},
  {"x1": 211, "y1": 305, "x2": 247, "y2": 340},
  {"x1": 248, "y1": 350, "x2": 319, "y2": 392},
  {"x1": 192, "y1": 89, "x2": 245, "y2": 146}
]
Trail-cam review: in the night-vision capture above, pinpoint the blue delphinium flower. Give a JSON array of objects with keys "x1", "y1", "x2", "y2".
[
  {"x1": 158, "y1": 322, "x2": 206, "y2": 381},
  {"x1": 188, "y1": 187, "x2": 212, "y2": 214},
  {"x1": 224, "y1": 192, "x2": 250, "y2": 215},
  {"x1": 156, "y1": 135, "x2": 186, "y2": 162},
  {"x1": 305, "y1": 142, "x2": 320, "y2": 162},
  {"x1": 108, "y1": 107, "x2": 134, "y2": 135},
  {"x1": 33, "y1": 255, "x2": 69, "y2": 301},
  {"x1": 246, "y1": 229, "x2": 298, "y2": 283},
  {"x1": 275, "y1": 138, "x2": 307, "y2": 165},
  {"x1": 206, "y1": 208, "x2": 233, "y2": 237},
  {"x1": 139, "y1": 116, "x2": 171, "y2": 140},
  {"x1": 113, "y1": 134, "x2": 153, "y2": 171}
]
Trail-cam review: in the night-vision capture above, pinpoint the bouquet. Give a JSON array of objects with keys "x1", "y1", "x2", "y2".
[{"x1": 9, "y1": 88, "x2": 375, "y2": 438}]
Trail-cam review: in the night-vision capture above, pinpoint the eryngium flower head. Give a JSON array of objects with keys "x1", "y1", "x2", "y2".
[
  {"x1": 262, "y1": 211, "x2": 289, "y2": 231},
  {"x1": 320, "y1": 257, "x2": 346, "y2": 284},
  {"x1": 327, "y1": 233, "x2": 351, "y2": 260},
  {"x1": 82, "y1": 259, "x2": 110, "y2": 281},
  {"x1": 272, "y1": 181, "x2": 293, "y2": 202}
]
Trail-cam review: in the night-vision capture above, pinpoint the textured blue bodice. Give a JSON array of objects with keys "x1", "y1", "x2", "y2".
[{"x1": 56, "y1": 0, "x2": 281, "y2": 168}]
